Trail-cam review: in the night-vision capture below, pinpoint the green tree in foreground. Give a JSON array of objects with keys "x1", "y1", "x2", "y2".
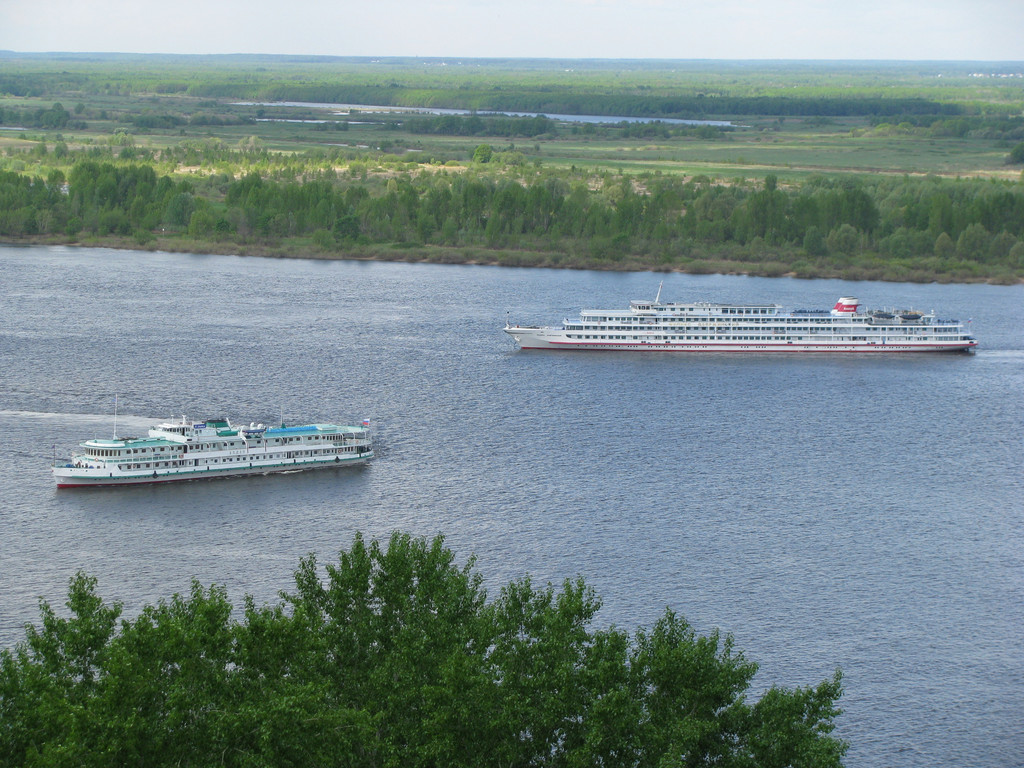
[{"x1": 0, "y1": 532, "x2": 847, "y2": 767}]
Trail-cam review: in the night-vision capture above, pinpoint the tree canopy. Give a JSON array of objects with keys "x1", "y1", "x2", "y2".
[
  {"x1": 0, "y1": 532, "x2": 846, "y2": 768},
  {"x1": 2, "y1": 154, "x2": 1022, "y2": 283}
]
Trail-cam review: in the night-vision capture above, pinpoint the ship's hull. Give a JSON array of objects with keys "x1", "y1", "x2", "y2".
[
  {"x1": 53, "y1": 450, "x2": 372, "y2": 488},
  {"x1": 505, "y1": 327, "x2": 976, "y2": 353}
]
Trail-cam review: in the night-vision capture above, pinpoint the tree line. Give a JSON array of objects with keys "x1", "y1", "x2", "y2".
[
  {"x1": 0, "y1": 532, "x2": 847, "y2": 768},
  {"x1": 129, "y1": 112, "x2": 254, "y2": 130},
  {"x1": 403, "y1": 113, "x2": 557, "y2": 138},
  {"x1": 182, "y1": 82, "x2": 964, "y2": 121},
  {"x1": 1, "y1": 156, "x2": 1022, "y2": 281},
  {"x1": 0, "y1": 67, "x2": 982, "y2": 122},
  {"x1": 0, "y1": 103, "x2": 84, "y2": 131}
]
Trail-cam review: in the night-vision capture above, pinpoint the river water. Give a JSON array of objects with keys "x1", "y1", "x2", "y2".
[{"x1": 1, "y1": 244, "x2": 1021, "y2": 767}]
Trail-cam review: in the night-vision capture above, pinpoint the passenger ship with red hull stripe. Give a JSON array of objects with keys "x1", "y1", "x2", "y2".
[{"x1": 505, "y1": 291, "x2": 977, "y2": 353}]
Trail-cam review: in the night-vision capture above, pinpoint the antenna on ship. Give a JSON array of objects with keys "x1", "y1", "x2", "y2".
[
  {"x1": 655, "y1": 281, "x2": 663, "y2": 304},
  {"x1": 112, "y1": 394, "x2": 118, "y2": 439}
]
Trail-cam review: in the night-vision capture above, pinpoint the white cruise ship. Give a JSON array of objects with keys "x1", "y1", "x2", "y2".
[
  {"x1": 53, "y1": 416, "x2": 373, "y2": 488},
  {"x1": 505, "y1": 290, "x2": 977, "y2": 353}
]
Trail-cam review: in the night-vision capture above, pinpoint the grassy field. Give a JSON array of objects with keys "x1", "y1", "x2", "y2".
[
  {"x1": 2, "y1": 109, "x2": 1016, "y2": 184},
  {"x1": 2, "y1": 56, "x2": 1022, "y2": 182}
]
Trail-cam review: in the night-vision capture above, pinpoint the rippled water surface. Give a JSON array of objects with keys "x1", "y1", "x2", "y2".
[{"x1": 1, "y1": 245, "x2": 1021, "y2": 767}]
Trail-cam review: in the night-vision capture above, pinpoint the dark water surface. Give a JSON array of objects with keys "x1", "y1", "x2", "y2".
[{"x1": 1, "y1": 245, "x2": 1021, "y2": 767}]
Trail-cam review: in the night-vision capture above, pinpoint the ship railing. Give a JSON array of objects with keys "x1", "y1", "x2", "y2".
[
  {"x1": 332, "y1": 437, "x2": 370, "y2": 446},
  {"x1": 66, "y1": 453, "x2": 107, "y2": 469},
  {"x1": 68, "y1": 449, "x2": 102, "y2": 462}
]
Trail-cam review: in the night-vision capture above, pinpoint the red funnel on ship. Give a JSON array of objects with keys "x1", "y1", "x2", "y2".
[{"x1": 832, "y1": 297, "x2": 859, "y2": 314}]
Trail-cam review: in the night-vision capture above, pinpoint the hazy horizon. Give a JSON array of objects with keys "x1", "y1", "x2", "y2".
[
  {"x1": 0, "y1": 52, "x2": 1022, "y2": 64},
  {"x1": 1, "y1": 1, "x2": 1021, "y2": 62}
]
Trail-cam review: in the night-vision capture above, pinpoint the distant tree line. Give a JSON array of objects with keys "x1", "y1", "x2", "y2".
[
  {"x1": 128, "y1": 112, "x2": 254, "y2": 131},
  {"x1": 0, "y1": 102, "x2": 84, "y2": 130},
  {"x1": 187, "y1": 83, "x2": 964, "y2": 120},
  {"x1": 4, "y1": 60, "x2": 1021, "y2": 124},
  {"x1": 0, "y1": 532, "x2": 847, "y2": 768},
  {"x1": 867, "y1": 114, "x2": 1024, "y2": 142},
  {"x1": 570, "y1": 121, "x2": 731, "y2": 140},
  {"x1": 403, "y1": 113, "x2": 556, "y2": 137}
]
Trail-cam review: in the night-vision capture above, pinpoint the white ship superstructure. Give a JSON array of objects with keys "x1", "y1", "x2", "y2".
[
  {"x1": 53, "y1": 416, "x2": 373, "y2": 488},
  {"x1": 505, "y1": 291, "x2": 976, "y2": 353}
]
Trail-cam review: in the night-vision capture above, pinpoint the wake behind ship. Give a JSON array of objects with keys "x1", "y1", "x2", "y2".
[
  {"x1": 53, "y1": 416, "x2": 373, "y2": 488},
  {"x1": 505, "y1": 291, "x2": 977, "y2": 353}
]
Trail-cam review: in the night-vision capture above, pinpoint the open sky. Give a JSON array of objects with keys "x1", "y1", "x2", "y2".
[{"x1": 1, "y1": 0, "x2": 1021, "y2": 60}]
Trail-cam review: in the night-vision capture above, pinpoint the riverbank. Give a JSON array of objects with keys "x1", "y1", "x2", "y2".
[{"x1": 5, "y1": 234, "x2": 1020, "y2": 285}]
